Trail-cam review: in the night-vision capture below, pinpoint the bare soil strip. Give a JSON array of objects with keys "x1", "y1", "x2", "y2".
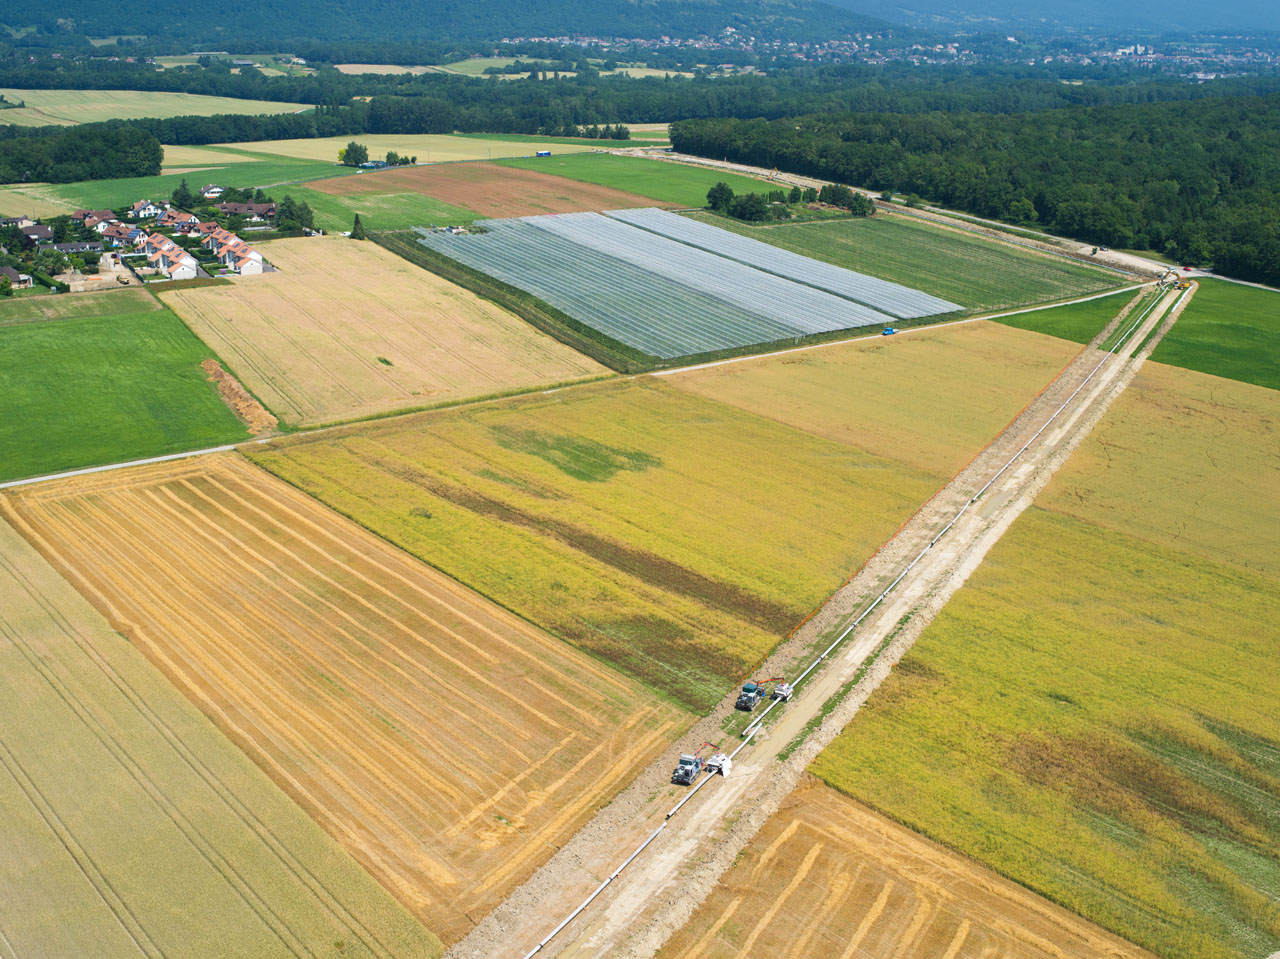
[
  {"x1": 4, "y1": 454, "x2": 687, "y2": 946},
  {"x1": 308, "y1": 162, "x2": 676, "y2": 218},
  {"x1": 447, "y1": 287, "x2": 1184, "y2": 959},
  {"x1": 201, "y1": 358, "x2": 278, "y2": 434}
]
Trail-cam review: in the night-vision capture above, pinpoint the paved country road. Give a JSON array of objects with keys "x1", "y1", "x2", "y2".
[{"x1": 449, "y1": 284, "x2": 1190, "y2": 959}]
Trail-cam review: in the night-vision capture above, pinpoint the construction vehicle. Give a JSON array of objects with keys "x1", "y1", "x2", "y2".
[
  {"x1": 671, "y1": 753, "x2": 703, "y2": 785},
  {"x1": 671, "y1": 742, "x2": 719, "y2": 786},
  {"x1": 735, "y1": 682, "x2": 766, "y2": 711},
  {"x1": 771, "y1": 680, "x2": 794, "y2": 702},
  {"x1": 882, "y1": 327, "x2": 898, "y2": 336}
]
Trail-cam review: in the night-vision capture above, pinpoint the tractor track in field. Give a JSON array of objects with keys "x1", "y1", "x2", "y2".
[{"x1": 447, "y1": 283, "x2": 1191, "y2": 959}]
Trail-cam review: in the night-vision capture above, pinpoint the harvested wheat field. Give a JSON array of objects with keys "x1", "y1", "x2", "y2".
[
  {"x1": 308, "y1": 161, "x2": 674, "y2": 218},
  {"x1": 160, "y1": 236, "x2": 605, "y2": 426},
  {"x1": 661, "y1": 778, "x2": 1155, "y2": 959},
  {"x1": 3, "y1": 454, "x2": 687, "y2": 944},
  {"x1": 668, "y1": 320, "x2": 1081, "y2": 477},
  {"x1": 0, "y1": 516, "x2": 439, "y2": 958}
]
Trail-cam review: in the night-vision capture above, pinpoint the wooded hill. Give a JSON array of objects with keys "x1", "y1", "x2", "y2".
[{"x1": 671, "y1": 94, "x2": 1280, "y2": 285}]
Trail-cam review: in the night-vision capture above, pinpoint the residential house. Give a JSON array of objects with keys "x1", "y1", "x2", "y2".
[
  {"x1": 0, "y1": 265, "x2": 34, "y2": 289},
  {"x1": 202, "y1": 226, "x2": 265, "y2": 275},
  {"x1": 129, "y1": 199, "x2": 164, "y2": 219},
  {"x1": 83, "y1": 214, "x2": 119, "y2": 233},
  {"x1": 143, "y1": 232, "x2": 199, "y2": 281},
  {"x1": 20, "y1": 224, "x2": 53, "y2": 243},
  {"x1": 216, "y1": 200, "x2": 277, "y2": 221},
  {"x1": 71, "y1": 209, "x2": 115, "y2": 223},
  {"x1": 156, "y1": 210, "x2": 200, "y2": 231},
  {"x1": 201, "y1": 184, "x2": 226, "y2": 200},
  {"x1": 52, "y1": 241, "x2": 104, "y2": 254},
  {"x1": 102, "y1": 222, "x2": 144, "y2": 247},
  {"x1": 0, "y1": 215, "x2": 35, "y2": 229}
]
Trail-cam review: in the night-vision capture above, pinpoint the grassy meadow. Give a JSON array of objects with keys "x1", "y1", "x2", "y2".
[
  {"x1": 1151, "y1": 279, "x2": 1280, "y2": 390},
  {"x1": 0, "y1": 87, "x2": 311, "y2": 126},
  {"x1": 248, "y1": 379, "x2": 940, "y2": 711},
  {"x1": 284, "y1": 183, "x2": 478, "y2": 232},
  {"x1": 993, "y1": 289, "x2": 1141, "y2": 343},
  {"x1": 497, "y1": 153, "x2": 772, "y2": 208},
  {"x1": 689, "y1": 211, "x2": 1121, "y2": 312},
  {"x1": 0, "y1": 290, "x2": 248, "y2": 481},
  {"x1": 813, "y1": 362, "x2": 1280, "y2": 959}
]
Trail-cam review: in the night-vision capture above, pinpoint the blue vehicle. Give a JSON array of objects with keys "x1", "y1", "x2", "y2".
[{"x1": 882, "y1": 327, "x2": 898, "y2": 336}]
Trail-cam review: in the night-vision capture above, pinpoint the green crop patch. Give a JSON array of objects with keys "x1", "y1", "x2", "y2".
[
  {"x1": 1151, "y1": 279, "x2": 1280, "y2": 390},
  {"x1": 248, "y1": 378, "x2": 940, "y2": 712},
  {"x1": 496, "y1": 153, "x2": 771, "y2": 208},
  {"x1": 688, "y1": 211, "x2": 1120, "y2": 312},
  {"x1": 993, "y1": 290, "x2": 1140, "y2": 344},
  {"x1": 284, "y1": 184, "x2": 478, "y2": 232},
  {"x1": 0, "y1": 293, "x2": 249, "y2": 482}
]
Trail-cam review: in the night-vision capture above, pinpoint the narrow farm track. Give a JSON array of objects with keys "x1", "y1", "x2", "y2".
[
  {"x1": 2, "y1": 454, "x2": 686, "y2": 946},
  {"x1": 449, "y1": 285, "x2": 1188, "y2": 959}
]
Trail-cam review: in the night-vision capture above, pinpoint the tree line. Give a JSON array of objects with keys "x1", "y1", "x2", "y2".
[
  {"x1": 0, "y1": 123, "x2": 160, "y2": 183},
  {"x1": 671, "y1": 93, "x2": 1280, "y2": 285}
]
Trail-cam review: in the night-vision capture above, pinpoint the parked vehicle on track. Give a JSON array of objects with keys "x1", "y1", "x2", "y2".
[
  {"x1": 735, "y1": 682, "x2": 766, "y2": 711},
  {"x1": 671, "y1": 753, "x2": 704, "y2": 786}
]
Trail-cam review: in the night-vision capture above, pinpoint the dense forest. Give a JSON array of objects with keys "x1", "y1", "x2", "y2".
[
  {"x1": 0, "y1": 123, "x2": 161, "y2": 183},
  {"x1": 671, "y1": 94, "x2": 1280, "y2": 284}
]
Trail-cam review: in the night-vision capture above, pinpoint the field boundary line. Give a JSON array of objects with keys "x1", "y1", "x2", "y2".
[{"x1": 1, "y1": 285, "x2": 1146, "y2": 493}]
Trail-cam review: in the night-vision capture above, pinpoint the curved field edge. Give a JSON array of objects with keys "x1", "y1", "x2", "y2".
[
  {"x1": 811, "y1": 364, "x2": 1280, "y2": 959},
  {"x1": 0, "y1": 514, "x2": 442, "y2": 959}
]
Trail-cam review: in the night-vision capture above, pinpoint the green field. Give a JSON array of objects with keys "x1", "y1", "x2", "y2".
[
  {"x1": 0, "y1": 147, "x2": 345, "y2": 216},
  {"x1": 992, "y1": 289, "x2": 1142, "y2": 344},
  {"x1": 0, "y1": 289, "x2": 249, "y2": 482},
  {"x1": 496, "y1": 153, "x2": 773, "y2": 208},
  {"x1": 248, "y1": 379, "x2": 941, "y2": 712},
  {"x1": 814, "y1": 364, "x2": 1280, "y2": 959},
  {"x1": 285, "y1": 184, "x2": 478, "y2": 232},
  {"x1": 688, "y1": 211, "x2": 1121, "y2": 312},
  {"x1": 1150, "y1": 279, "x2": 1280, "y2": 390},
  {"x1": 0, "y1": 87, "x2": 311, "y2": 126},
  {"x1": 0, "y1": 518, "x2": 442, "y2": 958}
]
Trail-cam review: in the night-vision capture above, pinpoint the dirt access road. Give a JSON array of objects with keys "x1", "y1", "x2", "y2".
[{"x1": 450, "y1": 285, "x2": 1189, "y2": 959}]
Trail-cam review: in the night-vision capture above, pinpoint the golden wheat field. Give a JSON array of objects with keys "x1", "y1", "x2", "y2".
[
  {"x1": 667, "y1": 320, "x2": 1080, "y2": 477},
  {"x1": 160, "y1": 236, "x2": 606, "y2": 426},
  {"x1": 3, "y1": 454, "x2": 687, "y2": 945},
  {"x1": 661, "y1": 777, "x2": 1157, "y2": 959},
  {"x1": 0, "y1": 514, "x2": 440, "y2": 958}
]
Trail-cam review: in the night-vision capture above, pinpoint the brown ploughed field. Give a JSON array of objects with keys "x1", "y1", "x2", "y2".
[
  {"x1": 308, "y1": 161, "x2": 674, "y2": 217},
  {"x1": 3, "y1": 454, "x2": 687, "y2": 945},
  {"x1": 661, "y1": 777, "x2": 1155, "y2": 959}
]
